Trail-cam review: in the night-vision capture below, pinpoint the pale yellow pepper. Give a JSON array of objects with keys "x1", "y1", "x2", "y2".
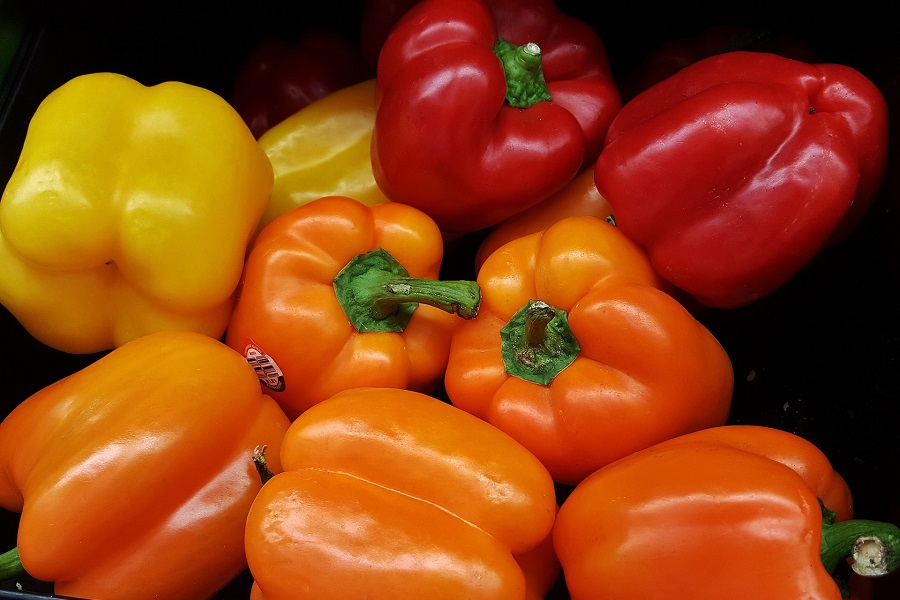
[
  {"x1": 256, "y1": 78, "x2": 389, "y2": 232},
  {"x1": 0, "y1": 72, "x2": 273, "y2": 354}
]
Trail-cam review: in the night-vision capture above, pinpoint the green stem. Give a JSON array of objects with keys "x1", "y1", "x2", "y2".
[
  {"x1": 334, "y1": 248, "x2": 481, "y2": 333},
  {"x1": 524, "y1": 301, "x2": 556, "y2": 347},
  {"x1": 821, "y1": 514, "x2": 900, "y2": 578},
  {"x1": 0, "y1": 547, "x2": 24, "y2": 581},
  {"x1": 493, "y1": 38, "x2": 552, "y2": 108},
  {"x1": 500, "y1": 300, "x2": 580, "y2": 385}
]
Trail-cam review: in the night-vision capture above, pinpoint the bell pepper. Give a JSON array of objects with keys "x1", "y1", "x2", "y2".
[
  {"x1": 230, "y1": 29, "x2": 370, "y2": 139},
  {"x1": 0, "y1": 72, "x2": 273, "y2": 354},
  {"x1": 245, "y1": 386, "x2": 558, "y2": 600},
  {"x1": 255, "y1": 79, "x2": 391, "y2": 233},
  {"x1": 595, "y1": 51, "x2": 890, "y2": 309},
  {"x1": 475, "y1": 166, "x2": 613, "y2": 271},
  {"x1": 553, "y1": 425, "x2": 900, "y2": 600},
  {"x1": 359, "y1": 0, "x2": 421, "y2": 71},
  {"x1": 0, "y1": 330, "x2": 291, "y2": 600},
  {"x1": 224, "y1": 195, "x2": 481, "y2": 420},
  {"x1": 371, "y1": 0, "x2": 622, "y2": 233},
  {"x1": 620, "y1": 24, "x2": 819, "y2": 100},
  {"x1": 514, "y1": 528, "x2": 561, "y2": 600},
  {"x1": 444, "y1": 215, "x2": 734, "y2": 485}
]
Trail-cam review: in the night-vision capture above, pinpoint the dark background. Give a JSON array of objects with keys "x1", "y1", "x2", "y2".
[{"x1": 0, "y1": 1, "x2": 898, "y2": 598}]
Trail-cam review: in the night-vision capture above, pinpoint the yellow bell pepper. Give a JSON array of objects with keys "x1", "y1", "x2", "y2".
[
  {"x1": 256, "y1": 78, "x2": 389, "y2": 232},
  {"x1": 0, "y1": 72, "x2": 274, "y2": 354}
]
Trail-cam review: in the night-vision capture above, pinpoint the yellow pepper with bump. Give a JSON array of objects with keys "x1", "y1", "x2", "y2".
[
  {"x1": 0, "y1": 72, "x2": 273, "y2": 354},
  {"x1": 256, "y1": 78, "x2": 389, "y2": 232}
]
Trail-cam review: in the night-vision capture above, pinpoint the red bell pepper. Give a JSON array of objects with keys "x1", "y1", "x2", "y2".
[
  {"x1": 594, "y1": 51, "x2": 889, "y2": 308},
  {"x1": 371, "y1": 0, "x2": 622, "y2": 233},
  {"x1": 231, "y1": 29, "x2": 369, "y2": 138}
]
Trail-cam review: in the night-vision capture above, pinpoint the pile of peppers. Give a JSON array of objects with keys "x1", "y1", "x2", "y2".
[{"x1": 0, "y1": 0, "x2": 898, "y2": 599}]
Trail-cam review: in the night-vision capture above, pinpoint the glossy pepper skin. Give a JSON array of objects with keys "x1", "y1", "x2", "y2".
[
  {"x1": 245, "y1": 387, "x2": 559, "y2": 600},
  {"x1": 444, "y1": 215, "x2": 734, "y2": 485},
  {"x1": 553, "y1": 425, "x2": 900, "y2": 600},
  {"x1": 225, "y1": 195, "x2": 481, "y2": 420},
  {"x1": 475, "y1": 166, "x2": 613, "y2": 271},
  {"x1": 0, "y1": 72, "x2": 273, "y2": 354},
  {"x1": 595, "y1": 51, "x2": 889, "y2": 309},
  {"x1": 0, "y1": 330, "x2": 291, "y2": 600},
  {"x1": 371, "y1": 0, "x2": 622, "y2": 233},
  {"x1": 231, "y1": 29, "x2": 369, "y2": 138},
  {"x1": 255, "y1": 79, "x2": 390, "y2": 233}
]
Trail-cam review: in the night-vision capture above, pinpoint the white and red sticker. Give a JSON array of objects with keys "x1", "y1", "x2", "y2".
[{"x1": 242, "y1": 339, "x2": 285, "y2": 392}]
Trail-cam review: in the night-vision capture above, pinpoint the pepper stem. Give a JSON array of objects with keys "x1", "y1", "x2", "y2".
[
  {"x1": 0, "y1": 547, "x2": 24, "y2": 581},
  {"x1": 334, "y1": 248, "x2": 481, "y2": 333},
  {"x1": 493, "y1": 38, "x2": 552, "y2": 108},
  {"x1": 820, "y1": 501, "x2": 900, "y2": 578},
  {"x1": 500, "y1": 300, "x2": 580, "y2": 385},
  {"x1": 252, "y1": 445, "x2": 275, "y2": 486}
]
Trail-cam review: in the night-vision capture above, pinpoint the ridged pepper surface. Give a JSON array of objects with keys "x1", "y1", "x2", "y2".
[
  {"x1": 554, "y1": 425, "x2": 900, "y2": 599},
  {"x1": 245, "y1": 387, "x2": 559, "y2": 600},
  {"x1": 445, "y1": 215, "x2": 734, "y2": 485},
  {"x1": 0, "y1": 330, "x2": 291, "y2": 600}
]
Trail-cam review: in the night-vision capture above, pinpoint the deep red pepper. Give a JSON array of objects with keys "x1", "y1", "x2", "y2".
[
  {"x1": 594, "y1": 51, "x2": 889, "y2": 309},
  {"x1": 231, "y1": 29, "x2": 369, "y2": 139},
  {"x1": 371, "y1": 0, "x2": 621, "y2": 234}
]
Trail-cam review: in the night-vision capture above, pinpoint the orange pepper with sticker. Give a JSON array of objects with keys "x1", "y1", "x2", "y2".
[{"x1": 225, "y1": 195, "x2": 480, "y2": 419}]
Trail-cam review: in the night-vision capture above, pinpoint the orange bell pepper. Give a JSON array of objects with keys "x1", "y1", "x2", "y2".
[
  {"x1": 475, "y1": 167, "x2": 613, "y2": 271},
  {"x1": 0, "y1": 330, "x2": 291, "y2": 600},
  {"x1": 245, "y1": 387, "x2": 559, "y2": 600},
  {"x1": 444, "y1": 215, "x2": 734, "y2": 485},
  {"x1": 553, "y1": 425, "x2": 900, "y2": 600},
  {"x1": 514, "y1": 529, "x2": 563, "y2": 600},
  {"x1": 225, "y1": 195, "x2": 481, "y2": 420}
]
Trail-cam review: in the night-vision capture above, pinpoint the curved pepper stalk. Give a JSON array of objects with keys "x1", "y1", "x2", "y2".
[
  {"x1": 334, "y1": 248, "x2": 481, "y2": 332},
  {"x1": 0, "y1": 548, "x2": 23, "y2": 580},
  {"x1": 500, "y1": 299, "x2": 580, "y2": 385},
  {"x1": 819, "y1": 500, "x2": 900, "y2": 593}
]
